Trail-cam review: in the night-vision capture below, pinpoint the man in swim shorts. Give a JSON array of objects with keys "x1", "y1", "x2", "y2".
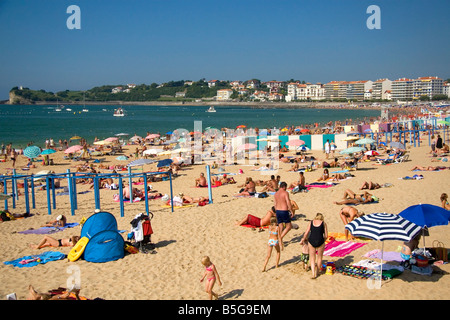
[{"x1": 274, "y1": 182, "x2": 294, "y2": 241}]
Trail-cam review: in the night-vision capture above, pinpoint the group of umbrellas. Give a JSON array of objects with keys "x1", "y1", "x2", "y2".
[
  {"x1": 23, "y1": 146, "x2": 56, "y2": 159},
  {"x1": 345, "y1": 204, "x2": 450, "y2": 284},
  {"x1": 340, "y1": 137, "x2": 406, "y2": 155}
]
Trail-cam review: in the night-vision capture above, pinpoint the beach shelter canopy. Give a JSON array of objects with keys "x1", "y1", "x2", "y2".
[
  {"x1": 64, "y1": 145, "x2": 83, "y2": 154},
  {"x1": 340, "y1": 146, "x2": 365, "y2": 154},
  {"x1": 398, "y1": 204, "x2": 450, "y2": 229},
  {"x1": 23, "y1": 146, "x2": 41, "y2": 159},
  {"x1": 128, "y1": 158, "x2": 157, "y2": 167}
]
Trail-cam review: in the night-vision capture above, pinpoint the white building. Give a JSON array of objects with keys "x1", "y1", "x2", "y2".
[
  {"x1": 443, "y1": 82, "x2": 450, "y2": 98},
  {"x1": 391, "y1": 78, "x2": 414, "y2": 101},
  {"x1": 372, "y1": 78, "x2": 392, "y2": 100},
  {"x1": 216, "y1": 89, "x2": 233, "y2": 101},
  {"x1": 413, "y1": 76, "x2": 444, "y2": 100},
  {"x1": 287, "y1": 82, "x2": 324, "y2": 101}
]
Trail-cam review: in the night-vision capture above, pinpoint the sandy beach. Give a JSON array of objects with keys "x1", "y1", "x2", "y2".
[{"x1": 0, "y1": 135, "x2": 449, "y2": 301}]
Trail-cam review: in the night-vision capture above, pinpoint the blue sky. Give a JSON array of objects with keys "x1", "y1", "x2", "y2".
[{"x1": 0, "y1": 0, "x2": 449, "y2": 100}]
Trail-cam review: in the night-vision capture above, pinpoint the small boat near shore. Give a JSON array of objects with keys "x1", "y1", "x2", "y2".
[
  {"x1": 206, "y1": 106, "x2": 216, "y2": 113},
  {"x1": 113, "y1": 107, "x2": 125, "y2": 117}
]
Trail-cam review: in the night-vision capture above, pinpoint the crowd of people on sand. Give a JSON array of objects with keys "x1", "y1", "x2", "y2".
[{"x1": 2, "y1": 106, "x2": 450, "y2": 298}]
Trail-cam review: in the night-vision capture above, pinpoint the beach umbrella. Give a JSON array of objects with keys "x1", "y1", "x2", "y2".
[
  {"x1": 0, "y1": 194, "x2": 12, "y2": 201},
  {"x1": 355, "y1": 138, "x2": 375, "y2": 145},
  {"x1": 166, "y1": 131, "x2": 173, "y2": 135},
  {"x1": 364, "y1": 150, "x2": 379, "y2": 156},
  {"x1": 115, "y1": 133, "x2": 129, "y2": 137},
  {"x1": 157, "y1": 158, "x2": 173, "y2": 168},
  {"x1": 105, "y1": 137, "x2": 119, "y2": 142},
  {"x1": 300, "y1": 129, "x2": 310, "y2": 133},
  {"x1": 286, "y1": 140, "x2": 306, "y2": 146},
  {"x1": 364, "y1": 128, "x2": 373, "y2": 133},
  {"x1": 345, "y1": 212, "x2": 422, "y2": 285},
  {"x1": 23, "y1": 146, "x2": 42, "y2": 159},
  {"x1": 145, "y1": 134, "x2": 160, "y2": 140},
  {"x1": 40, "y1": 149, "x2": 56, "y2": 156},
  {"x1": 437, "y1": 120, "x2": 450, "y2": 126},
  {"x1": 116, "y1": 155, "x2": 128, "y2": 161},
  {"x1": 388, "y1": 141, "x2": 406, "y2": 150},
  {"x1": 64, "y1": 145, "x2": 83, "y2": 154},
  {"x1": 237, "y1": 125, "x2": 246, "y2": 129},
  {"x1": 281, "y1": 128, "x2": 288, "y2": 132},
  {"x1": 237, "y1": 143, "x2": 257, "y2": 151},
  {"x1": 340, "y1": 146, "x2": 365, "y2": 154},
  {"x1": 398, "y1": 204, "x2": 450, "y2": 229},
  {"x1": 343, "y1": 136, "x2": 360, "y2": 141},
  {"x1": 171, "y1": 156, "x2": 184, "y2": 164},
  {"x1": 70, "y1": 136, "x2": 82, "y2": 140},
  {"x1": 128, "y1": 158, "x2": 157, "y2": 167},
  {"x1": 143, "y1": 149, "x2": 163, "y2": 155},
  {"x1": 130, "y1": 135, "x2": 143, "y2": 141},
  {"x1": 94, "y1": 140, "x2": 112, "y2": 145}
]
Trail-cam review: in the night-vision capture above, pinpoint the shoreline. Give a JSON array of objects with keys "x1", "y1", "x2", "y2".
[{"x1": 3, "y1": 100, "x2": 387, "y2": 110}]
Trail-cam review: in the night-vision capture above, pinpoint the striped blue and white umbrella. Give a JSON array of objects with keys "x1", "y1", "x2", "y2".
[
  {"x1": 345, "y1": 212, "x2": 422, "y2": 242},
  {"x1": 23, "y1": 146, "x2": 41, "y2": 159},
  {"x1": 346, "y1": 213, "x2": 422, "y2": 285},
  {"x1": 128, "y1": 158, "x2": 157, "y2": 167}
]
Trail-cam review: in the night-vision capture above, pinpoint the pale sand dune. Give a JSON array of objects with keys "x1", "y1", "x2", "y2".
[{"x1": 0, "y1": 139, "x2": 449, "y2": 300}]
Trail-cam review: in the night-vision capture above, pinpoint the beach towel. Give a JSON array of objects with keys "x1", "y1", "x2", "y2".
[
  {"x1": 160, "y1": 204, "x2": 196, "y2": 209},
  {"x1": 400, "y1": 174, "x2": 424, "y2": 180},
  {"x1": 363, "y1": 249, "x2": 403, "y2": 262},
  {"x1": 19, "y1": 222, "x2": 80, "y2": 235},
  {"x1": 4, "y1": 251, "x2": 66, "y2": 268},
  {"x1": 323, "y1": 239, "x2": 367, "y2": 257},
  {"x1": 327, "y1": 232, "x2": 371, "y2": 242}
]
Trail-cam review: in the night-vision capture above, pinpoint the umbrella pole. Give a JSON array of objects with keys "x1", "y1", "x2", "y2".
[{"x1": 380, "y1": 241, "x2": 384, "y2": 288}]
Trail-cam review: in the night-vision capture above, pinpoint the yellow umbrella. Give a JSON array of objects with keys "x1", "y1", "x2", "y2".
[
  {"x1": 70, "y1": 136, "x2": 82, "y2": 140},
  {"x1": 93, "y1": 140, "x2": 112, "y2": 145}
]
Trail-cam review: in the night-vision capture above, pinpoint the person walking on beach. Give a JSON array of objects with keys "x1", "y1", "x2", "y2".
[
  {"x1": 200, "y1": 256, "x2": 222, "y2": 300},
  {"x1": 324, "y1": 139, "x2": 330, "y2": 159},
  {"x1": 300, "y1": 213, "x2": 328, "y2": 279},
  {"x1": 262, "y1": 216, "x2": 283, "y2": 272},
  {"x1": 274, "y1": 182, "x2": 294, "y2": 242}
]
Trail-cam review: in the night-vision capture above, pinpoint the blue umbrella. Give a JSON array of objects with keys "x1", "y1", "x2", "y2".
[
  {"x1": 116, "y1": 155, "x2": 128, "y2": 161},
  {"x1": 398, "y1": 204, "x2": 450, "y2": 228},
  {"x1": 355, "y1": 138, "x2": 375, "y2": 145},
  {"x1": 23, "y1": 146, "x2": 41, "y2": 159},
  {"x1": 157, "y1": 159, "x2": 173, "y2": 168},
  {"x1": 40, "y1": 149, "x2": 57, "y2": 155},
  {"x1": 398, "y1": 204, "x2": 450, "y2": 251}
]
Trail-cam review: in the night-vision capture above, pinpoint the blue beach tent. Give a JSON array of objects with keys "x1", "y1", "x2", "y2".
[{"x1": 80, "y1": 211, "x2": 124, "y2": 263}]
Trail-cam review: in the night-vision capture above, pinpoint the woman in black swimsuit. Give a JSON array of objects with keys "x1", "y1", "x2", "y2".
[
  {"x1": 29, "y1": 235, "x2": 79, "y2": 249},
  {"x1": 300, "y1": 213, "x2": 328, "y2": 279}
]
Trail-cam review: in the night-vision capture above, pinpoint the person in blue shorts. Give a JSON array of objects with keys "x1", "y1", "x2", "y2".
[{"x1": 274, "y1": 182, "x2": 294, "y2": 242}]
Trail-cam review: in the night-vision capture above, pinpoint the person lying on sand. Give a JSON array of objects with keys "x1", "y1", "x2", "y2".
[
  {"x1": 29, "y1": 235, "x2": 79, "y2": 249},
  {"x1": 333, "y1": 189, "x2": 377, "y2": 205},
  {"x1": 236, "y1": 206, "x2": 277, "y2": 227},
  {"x1": 360, "y1": 181, "x2": 381, "y2": 190},
  {"x1": 28, "y1": 285, "x2": 81, "y2": 300},
  {"x1": 411, "y1": 165, "x2": 448, "y2": 171}
]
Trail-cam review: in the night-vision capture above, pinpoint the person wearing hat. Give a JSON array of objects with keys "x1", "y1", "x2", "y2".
[{"x1": 42, "y1": 214, "x2": 67, "y2": 227}]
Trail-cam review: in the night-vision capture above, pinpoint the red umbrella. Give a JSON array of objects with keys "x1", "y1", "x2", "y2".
[
  {"x1": 237, "y1": 125, "x2": 246, "y2": 129},
  {"x1": 145, "y1": 134, "x2": 160, "y2": 140},
  {"x1": 300, "y1": 129, "x2": 310, "y2": 133},
  {"x1": 364, "y1": 150, "x2": 379, "y2": 156}
]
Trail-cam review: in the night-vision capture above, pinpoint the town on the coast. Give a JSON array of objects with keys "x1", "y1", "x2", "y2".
[{"x1": 8, "y1": 76, "x2": 450, "y2": 105}]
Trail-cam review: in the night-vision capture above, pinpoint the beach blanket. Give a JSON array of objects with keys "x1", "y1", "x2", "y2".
[
  {"x1": 336, "y1": 265, "x2": 389, "y2": 280},
  {"x1": 400, "y1": 174, "x2": 424, "y2": 180},
  {"x1": 323, "y1": 239, "x2": 367, "y2": 257},
  {"x1": 363, "y1": 249, "x2": 403, "y2": 262},
  {"x1": 4, "y1": 251, "x2": 66, "y2": 268},
  {"x1": 19, "y1": 223, "x2": 80, "y2": 235}
]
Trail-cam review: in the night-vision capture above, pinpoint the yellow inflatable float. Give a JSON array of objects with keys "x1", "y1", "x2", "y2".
[{"x1": 68, "y1": 237, "x2": 89, "y2": 262}]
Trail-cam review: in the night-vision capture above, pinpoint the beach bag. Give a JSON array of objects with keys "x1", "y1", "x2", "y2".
[
  {"x1": 0, "y1": 211, "x2": 10, "y2": 222},
  {"x1": 432, "y1": 241, "x2": 447, "y2": 262},
  {"x1": 258, "y1": 192, "x2": 268, "y2": 198}
]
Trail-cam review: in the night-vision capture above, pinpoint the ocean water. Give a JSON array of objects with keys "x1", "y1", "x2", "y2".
[{"x1": 0, "y1": 104, "x2": 381, "y2": 148}]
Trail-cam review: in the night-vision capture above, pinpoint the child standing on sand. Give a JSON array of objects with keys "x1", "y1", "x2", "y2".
[
  {"x1": 262, "y1": 216, "x2": 283, "y2": 272},
  {"x1": 300, "y1": 238, "x2": 310, "y2": 271},
  {"x1": 200, "y1": 256, "x2": 222, "y2": 300}
]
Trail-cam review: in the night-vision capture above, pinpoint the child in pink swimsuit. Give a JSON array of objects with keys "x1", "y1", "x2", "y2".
[{"x1": 200, "y1": 256, "x2": 222, "y2": 300}]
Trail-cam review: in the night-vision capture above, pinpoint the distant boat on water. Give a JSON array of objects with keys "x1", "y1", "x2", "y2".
[
  {"x1": 113, "y1": 107, "x2": 125, "y2": 117},
  {"x1": 206, "y1": 106, "x2": 216, "y2": 113},
  {"x1": 82, "y1": 109, "x2": 89, "y2": 112}
]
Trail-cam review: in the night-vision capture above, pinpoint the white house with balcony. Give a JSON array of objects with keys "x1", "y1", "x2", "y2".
[{"x1": 216, "y1": 89, "x2": 233, "y2": 101}]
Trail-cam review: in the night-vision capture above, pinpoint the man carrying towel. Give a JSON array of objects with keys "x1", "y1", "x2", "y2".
[{"x1": 274, "y1": 182, "x2": 294, "y2": 242}]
